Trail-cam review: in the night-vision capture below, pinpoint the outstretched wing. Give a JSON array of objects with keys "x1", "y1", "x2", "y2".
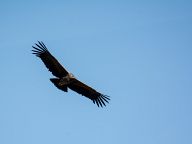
[
  {"x1": 68, "y1": 78, "x2": 110, "y2": 107},
  {"x1": 32, "y1": 41, "x2": 68, "y2": 78}
]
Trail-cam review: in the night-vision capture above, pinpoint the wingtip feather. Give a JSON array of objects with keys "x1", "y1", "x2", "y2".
[{"x1": 93, "y1": 94, "x2": 110, "y2": 107}]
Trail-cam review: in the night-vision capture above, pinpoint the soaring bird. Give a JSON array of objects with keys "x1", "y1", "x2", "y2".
[{"x1": 32, "y1": 41, "x2": 110, "y2": 107}]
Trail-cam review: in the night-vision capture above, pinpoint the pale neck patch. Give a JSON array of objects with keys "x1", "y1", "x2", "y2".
[{"x1": 68, "y1": 73, "x2": 75, "y2": 78}]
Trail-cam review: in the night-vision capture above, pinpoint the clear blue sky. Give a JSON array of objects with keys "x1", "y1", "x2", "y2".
[{"x1": 0, "y1": 0, "x2": 192, "y2": 144}]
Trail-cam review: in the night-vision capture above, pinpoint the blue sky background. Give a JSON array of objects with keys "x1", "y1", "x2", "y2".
[{"x1": 0, "y1": 0, "x2": 192, "y2": 144}]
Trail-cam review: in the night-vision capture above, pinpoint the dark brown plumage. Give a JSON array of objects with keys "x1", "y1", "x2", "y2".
[{"x1": 32, "y1": 41, "x2": 110, "y2": 107}]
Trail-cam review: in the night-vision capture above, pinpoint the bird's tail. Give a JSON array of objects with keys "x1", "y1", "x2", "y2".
[{"x1": 50, "y1": 78, "x2": 68, "y2": 92}]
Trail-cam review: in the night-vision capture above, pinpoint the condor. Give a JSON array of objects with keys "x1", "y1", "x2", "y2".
[{"x1": 32, "y1": 41, "x2": 110, "y2": 107}]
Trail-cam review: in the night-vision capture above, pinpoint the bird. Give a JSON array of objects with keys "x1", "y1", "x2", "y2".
[{"x1": 32, "y1": 41, "x2": 110, "y2": 107}]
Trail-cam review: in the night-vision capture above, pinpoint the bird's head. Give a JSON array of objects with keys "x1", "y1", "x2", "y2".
[{"x1": 68, "y1": 73, "x2": 75, "y2": 78}]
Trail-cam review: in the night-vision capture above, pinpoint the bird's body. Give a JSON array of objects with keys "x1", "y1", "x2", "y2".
[
  {"x1": 50, "y1": 73, "x2": 75, "y2": 92},
  {"x1": 32, "y1": 41, "x2": 110, "y2": 107},
  {"x1": 58, "y1": 73, "x2": 75, "y2": 86}
]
